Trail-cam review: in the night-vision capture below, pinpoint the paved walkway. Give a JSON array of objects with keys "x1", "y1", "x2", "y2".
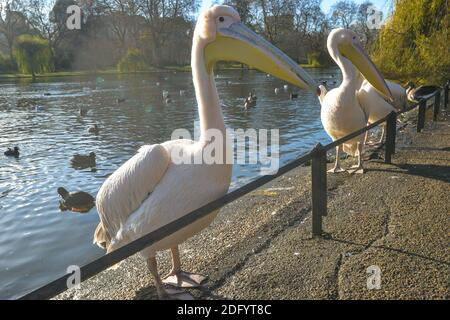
[{"x1": 58, "y1": 110, "x2": 449, "y2": 300}]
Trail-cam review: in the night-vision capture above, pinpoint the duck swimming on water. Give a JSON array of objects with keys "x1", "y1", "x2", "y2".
[
  {"x1": 58, "y1": 187, "x2": 95, "y2": 213},
  {"x1": 71, "y1": 152, "x2": 96, "y2": 168},
  {"x1": 4, "y1": 147, "x2": 19, "y2": 157}
]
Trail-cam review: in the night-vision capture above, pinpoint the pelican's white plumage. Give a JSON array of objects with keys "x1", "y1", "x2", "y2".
[
  {"x1": 318, "y1": 28, "x2": 392, "y2": 173},
  {"x1": 94, "y1": 5, "x2": 316, "y2": 300}
]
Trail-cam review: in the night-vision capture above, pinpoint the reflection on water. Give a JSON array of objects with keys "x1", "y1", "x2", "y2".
[{"x1": 0, "y1": 68, "x2": 341, "y2": 298}]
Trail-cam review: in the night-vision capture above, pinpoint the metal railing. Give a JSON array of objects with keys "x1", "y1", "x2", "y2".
[{"x1": 19, "y1": 81, "x2": 449, "y2": 300}]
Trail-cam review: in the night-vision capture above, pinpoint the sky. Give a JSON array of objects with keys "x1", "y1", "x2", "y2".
[{"x1": 200, "y1": 0, "x2": 392, "y2": 16}]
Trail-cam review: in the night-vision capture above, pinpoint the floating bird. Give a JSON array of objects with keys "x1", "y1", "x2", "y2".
[
  {"x1": 71, "y1": 152, "x2": 96, "y2": 169},
  {"x1": 405, "y1": 82, "x2": 440, "y2": 103},
  {"x1": 4, "y1": 147, "x2": 19, "y2": 157},
  {"x1": 317, "y1": 28, "x2": 392, "y2": 174},
  {"x1": 34, "y1": 105, "x2": 45, "y2": 112},
  {"x1": 290, "y1": 93, "x2": 299, "y2": 100},
  {"x1": 88, "y1": 124, "x2": 100, "y2": 134},
  {"x1": 93, "y1": 5, "x2": 316, "y2": 300},
  {"x1": 117, "y1": 98, "x2": 126, "y2": 104},
  {"x1": 156, "y1": 82, "x2": 161, "y2": 87},
  {"x1": 244, "y1": 92, "x2": 257, "y2": 109},
  {"x1": 274, "y1": 88, "x2": 280, "y2": 94},
  {"x1": 179, "y1": 90, "x2": 186, "y2": 96},
  {"x1": 58, "y1": 187, "x2": 95, "y2": 213},
  {"x1": 283, "y1": 85, "x2": 289, "y2": 91}
]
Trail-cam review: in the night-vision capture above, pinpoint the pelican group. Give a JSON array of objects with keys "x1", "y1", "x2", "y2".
[
  {"x1": 94, "y1": 5, "x2": 316, "y2": 300},
  {"x1": 317, "y1": 28, "x2": 393, "y2": 173}
]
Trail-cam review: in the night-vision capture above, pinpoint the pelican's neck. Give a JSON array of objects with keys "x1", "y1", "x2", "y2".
[
  {"x1": 192, "y1": 38, "x2": 225, "y2": 143},
  {"x1": 329, "y1": 42, "x2": 359, "y2": 94}
]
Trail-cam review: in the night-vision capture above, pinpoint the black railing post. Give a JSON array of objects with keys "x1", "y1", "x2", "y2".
[
  {"x1": 444, "y1": 81, "x2": 449, "y2": 109},
  {"x1": 417, "y1": 99, "x2": 426, "y2": 132},
  {"x1": 311, "y1": 143, "x2": 327, "y2": 237},
  {"x1": 433, "y1": 91, "x2": 441, "y2": 121},
  {"x1": 385, "y1": 111, "x2": 397, "y2": 164}
]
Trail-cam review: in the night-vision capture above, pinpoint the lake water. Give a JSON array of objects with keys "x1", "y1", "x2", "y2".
[{"x1": 0, "y1": 68, "x2": 340, "y2": 299}]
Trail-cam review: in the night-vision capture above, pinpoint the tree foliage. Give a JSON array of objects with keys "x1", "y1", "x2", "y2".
[
  {"x1": 13, "y1": 35, "x2": 54, "y2": 78},
  {"x1": 373, "y1": 0, "x2": 449, "y2": 84},
  {"x1": 118, "y1": 48, "x2": 147, "y2": 72}
]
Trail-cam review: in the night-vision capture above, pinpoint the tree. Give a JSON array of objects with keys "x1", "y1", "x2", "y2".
[
  {"x1": 13, "y1": 34, "x2": 53, "y2": 79},
  {"x1": 0, "y1": 0, "x2": 30, "y2": 61},
  {"x1": 373, "y1": 0, "x2": 449, "y2": 84},
  {"x1": 330, "y1": 0, "x2": 358, "y2": 29}
]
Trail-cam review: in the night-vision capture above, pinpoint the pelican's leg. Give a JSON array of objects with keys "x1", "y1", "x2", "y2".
[
  {"x1": 328, "y1": 145, "x2": 346, "y2": 173},
  {"x1": 147, "y1": 257, "x2": 193, "y2": 300},
  {"x1": 348, "y1": 142, "x2": 365, "y2": 174},
  {"x1": 163, "y1": 246, "x2": 207, "y2": 288}
]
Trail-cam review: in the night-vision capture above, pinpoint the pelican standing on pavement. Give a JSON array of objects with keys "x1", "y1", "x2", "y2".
[
  {"x1": 317, "y1": 28, "x2": 393, "y2": 173},
  {"x1": 94, "y1": 5, "x2": 316, "y2": 300}
]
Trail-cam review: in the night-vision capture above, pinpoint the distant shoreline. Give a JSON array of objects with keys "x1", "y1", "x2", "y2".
[{"x1": 0, "y1": 64, "x2": 324, "y2": 80}]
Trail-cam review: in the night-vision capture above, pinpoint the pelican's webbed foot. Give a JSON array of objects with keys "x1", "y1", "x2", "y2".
[
  {"x1": 327, "y1": 166, "x2": 346, "y2": 173},
  {"x1": 348, "y1": 165, "x2": 365, "y2": 174}
]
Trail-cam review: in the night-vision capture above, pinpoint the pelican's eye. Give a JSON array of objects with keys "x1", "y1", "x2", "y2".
[{"x1": 219, "y1": 17, "x2": 225, "y2": 23}]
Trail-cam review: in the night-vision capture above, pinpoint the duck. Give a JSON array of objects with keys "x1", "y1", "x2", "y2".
[
  {"x1": 58, "y1": 187, "x2": 95, "y2": 213},
  {"x1": 290, "y1": 93, "x2": 299, "y2": 100},
  {"x1": 244, "y1": 92, "x2": 257, "y2": 109},
  {"x1": 88, "y1": 124, "x2": 100, "y2": 134},
  {"x1": 405, "y1": 82, "x2": 440, "y2": 103},
  {"x1": 4, "y1": 147, "x2": 19, "y2": 157},
  {"x1": 71, "y1": 152, "x2": 96, "y2": 168},
  {"x1": 93, "y1": 5, "x2": 316, "y2": 300}
]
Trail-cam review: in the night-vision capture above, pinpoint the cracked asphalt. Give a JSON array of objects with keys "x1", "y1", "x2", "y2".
[{"x1": 57, "y1": 109, "x2": 449, "y2": 300}]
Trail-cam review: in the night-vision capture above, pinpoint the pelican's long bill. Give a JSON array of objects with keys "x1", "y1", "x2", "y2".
[
  {"x1": 338, "y1": 41, "x2": 393, "y2": 101},
  {"x1": 205, "y1": 22, "x2": 317, "y2": 91}
]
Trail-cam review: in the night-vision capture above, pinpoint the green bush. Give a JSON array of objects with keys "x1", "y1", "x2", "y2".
[
  {"x1": 372, "y1": 0, "x2": 449, "y2": 84},
  {"x1": 13, "y1": 35, "x2": 54, "y2": 78},
  {"x1": 118, "y1": 49, "x2": 147, "y2": 73}
]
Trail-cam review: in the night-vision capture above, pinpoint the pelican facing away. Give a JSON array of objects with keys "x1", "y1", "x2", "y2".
[
  {"x1": 356, "y1": 74, "x2": 408, "y2": 145},
  {"x1": 318, "y1": 28, "x2": 393, "y2": 173},
  {"x1": 94, "y1": 5, "x2": 316, "y2": 300}
]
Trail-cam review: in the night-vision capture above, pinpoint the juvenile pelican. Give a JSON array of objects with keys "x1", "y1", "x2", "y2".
[
  {"x1": 94, "y1": 5, "x2": 316, "y2": 300},
  {"x1": 318, "y1": 29, "x2": 392, "y2": 173}
]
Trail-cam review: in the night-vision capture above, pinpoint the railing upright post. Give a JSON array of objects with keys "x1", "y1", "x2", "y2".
[
  {"x1": 433, "y1": 91, "x2": 441, "y2": 121},
  {"x1": 311, "y1": 143, "x2": 327, "y2": 237},
  {"x1": 385, "y1": 111, "x2": 397, "y2": 164},
  {"x1": 417, "y1": 99, "x2": 426, "y2": 132},
  {"x1": 444, "y1": 81, "x2": 449, "y2": 109}
]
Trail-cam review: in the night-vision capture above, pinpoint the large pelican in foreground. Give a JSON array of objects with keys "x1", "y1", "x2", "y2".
[
  {"x1": 318, "y1": 29, "x2": 393, "y2": 173},
  {"x1": 94, "y1": 5, "x2": 316, "y2": 300}
]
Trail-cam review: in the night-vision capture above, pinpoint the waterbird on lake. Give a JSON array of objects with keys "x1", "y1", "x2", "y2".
[
  {"x1": 317, "y1": 28, "x2": 393, "y2": 174},
  {"x1": 4, "y1": 147, "x2": 19, "y2": 157},
  {"x1": 274, "y1": 88, "x2": 280, "y2": 94},
  {"x1": 117, "y1": 98, "x2": 126, "y2": 103},
  {"x1": 88, "y1": 124, "x2": 100, "y2": 134},
  {"x1": 290, "y1": 93, "x2": 299, "y2": 100},
  {"x1": 58, "y1": 187, "x2": 95, "y2": 213},
  {"x1": 179, "y1": 90, "x2": 186, "y2": 96},
  {"x1": 71, "y1": 152, "x2": 96, "y2": 168},
  {"x1": 284, "y1": 85, "x2": 289, "y2": 91},
  {"x1": 93, "y1": 4, "x2": 316, "y2": 301},
  {"x1": 244, "y1": 92, "x2": 257, "y2": 109}
]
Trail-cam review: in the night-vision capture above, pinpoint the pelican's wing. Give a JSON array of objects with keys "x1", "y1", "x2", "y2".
[
  {"x1": 318, "y1": 85, "x2": 328, "y2": 105},
  {"x1": 357, "y1": 83, "x2": 395, "y2": 123},
  {"x1": 95, "y1": 144, "x2": 170, "y2": 248}
]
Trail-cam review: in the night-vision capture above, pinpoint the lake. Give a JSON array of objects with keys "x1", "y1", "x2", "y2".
[{"x1": 0, "y1": 68, "x2": 340, "y2": 299}]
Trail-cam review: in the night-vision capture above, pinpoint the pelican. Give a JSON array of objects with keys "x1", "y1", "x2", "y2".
[
  {"x1": 318, "y1": 29, "x2": 392, "y2": 173},
  {"x1": 356, "y1": 74, "x2": 408, "y2": 145},
  {"x1": 94, "y1": 5, "x2": 316, "y2": 300}
]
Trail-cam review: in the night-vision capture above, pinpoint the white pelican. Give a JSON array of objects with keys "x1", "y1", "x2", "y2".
[
  {"x1": 94, "y1": 5, "x2": 316, "y2": 300},
  {"x1": 318, "y1": 29, "x2": 393, "y2": 173},
  {"x1": 356, "y1": 74, "x2": 408, "y2": 145}
]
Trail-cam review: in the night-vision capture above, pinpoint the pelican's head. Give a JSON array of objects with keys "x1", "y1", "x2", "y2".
[
  {"x1": 195, "y1": 5, "x2": 316, "y2": 91},
  {"x1": 328, "y1": 28, "x2": 393, "y2": 101}
]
